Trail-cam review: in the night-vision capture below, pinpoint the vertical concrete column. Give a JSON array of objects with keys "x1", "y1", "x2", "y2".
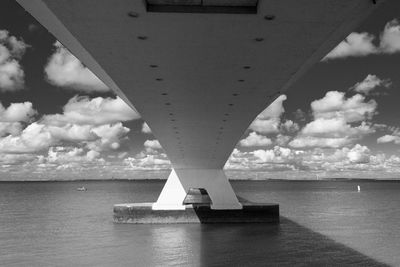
[{"x1": 152, "y1": 169, "x2": 242, "y2": 210}]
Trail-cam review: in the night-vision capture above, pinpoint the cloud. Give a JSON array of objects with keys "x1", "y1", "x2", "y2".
[
  {"x1": 275, "y1": 134, "x2": 291, "y2": 146},
  {"x1": 0, "y1": 29, "x2": 28, "y2": 91},
  {"x1": 0, "y1": 153, "x2": 37, "y2": 165},
  {"x1": 289, "y1": 136, "x2": 352, "y2": 149},
  {"x1": 310, "y1": 91, "x2": 377, "y2": 123},
  {"x1": 84, "y1": 123, "x2": 130, "y2": 151},
  {"x1": 43, "y1": 95, "x2": 139, "y2": 126},
  {"x1": 249, "y1": 95, "x2": 287, "y2": 134},
  {"x1": 379, "y1": 19, "x2": 400, "y2": 53},
  {"x1": 225, "y1": 147, "x2": 307, "y2": 171},
  {"x1": 350, "y1": 74, "x2": 391, "y2": 95},
  {"x1": 290, "y1": 91, "x2": 376, "y2": 148},
  {"x1": 0, "y1": 101, "x2": 37, "y2": 137},
  {"x1": 124, "y1": 153, "x2": 170, "y2": 170},
  {"x1": 45, "y1": 41, "x2": 109, "y2": 92},
  {"x1": 290, "y1": 119, "x2": 374, "y2": 149},
  {"x1": 123, "y1": 140, "x2": 170, "y2": 170},
  {"x1": 324, "y1": 19, "x2": 400, "y2": 60},
  {"x1": 377, "y1": 135, "x2": 400, "y2": 144},
  {"x1": 0, "y1": 121, "x2": 130, "y2": 154},
  {"x1": 253, "y1": 146, "x2": 296, "y2": 163},
  {"x1": 0, "y1": 95, "x2": 136, "y2": 154},
  {"x1": 324, "y1": 32, "x2": 377, "y2": 60},
  {"x1": 144, "y1": 139, "x2": 162, "y2": 150},
  {"x1": 0, "y1": 122, "x2": 23, "y2": 137},
  {"x1": 346, "y1": 144, "x2": 370, "y2": 163},
  {"x1": 308, "y1": 144, "x2": 371, "y2": 170},
  {"x1": 0, "y1": 101, "x2": 37, "y2": 122},
  {"x1": 0, "y1": 122, "x2": 55, "y2": 153},
  {"x1": 224, "y1": 149, "x2": 254, "y2": 170},
  {"x1": 280, "y1": 120, "x2": 299, "y2": 133},
  {"x1": 301, "y1": 118, "x2": 373, "y2": 139},
  {"x1": 319, "y1": 144, "x2": 371, "y2": 165},
  {"x1": 46, "y1": 124, "x2": 96, "y2": 142},
  {"x1": 239, "y1": 132, "x2": 272, "y2": 147},
  {"x1": 47, "y1": 147, "x2": 101, "y2": 163},
  {"x1": 141, "y1": 122, "x2": 152, "y2": 134},
  {"x1": 226, "y1": 143, "x2": 377, "y2": 173},
  {"x1": 293, "y1": 109, "x2": 307, "y2": 122}
]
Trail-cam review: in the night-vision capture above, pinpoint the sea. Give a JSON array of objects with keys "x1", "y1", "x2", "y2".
[{"x1": 0, "y1": 180, "x2": 399, "y2": 267}]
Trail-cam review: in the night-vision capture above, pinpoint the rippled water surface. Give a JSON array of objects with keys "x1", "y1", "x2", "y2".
[{"x1": 0, "y1": 180, "x2": 399, "y2": 266}]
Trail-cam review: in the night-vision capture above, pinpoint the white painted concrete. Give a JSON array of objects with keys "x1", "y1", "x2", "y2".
[
  {"x1": 152, "y1": 169, "x2": 187, "y2": 210},
  {"x1": 16, "y1": 0, "x2": 385, "y2": 209},
  {"x1": 154, "y1": 169, "x2": 242, "y2": 210}
]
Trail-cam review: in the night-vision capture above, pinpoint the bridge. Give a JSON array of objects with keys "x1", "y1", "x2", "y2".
[{"x1": 16, "y1": 0, "x2": 383, "y2": 222}]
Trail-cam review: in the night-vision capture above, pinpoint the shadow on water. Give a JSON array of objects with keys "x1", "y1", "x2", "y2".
[
  {"x1": 198, "y1": 217, "x2": 389, "y2": 267},
  {"x1": 119, "y1": 217, "x2": 389, "y2": 266}
]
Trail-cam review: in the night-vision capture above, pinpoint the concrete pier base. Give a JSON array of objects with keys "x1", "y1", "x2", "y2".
[{"x1": 113, "y1": 200, "x2": 279, "y2": 224}]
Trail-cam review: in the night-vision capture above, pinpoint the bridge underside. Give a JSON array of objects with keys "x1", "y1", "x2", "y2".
[{"x1": 17, "y1": 0, "x2": 383, "y2": 215}]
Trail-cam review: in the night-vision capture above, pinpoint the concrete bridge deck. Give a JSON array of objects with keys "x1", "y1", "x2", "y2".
[{"x1": 16, "y1": 0, "x2": 385, "y2": 221}]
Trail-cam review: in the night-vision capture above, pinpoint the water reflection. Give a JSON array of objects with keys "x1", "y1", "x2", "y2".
[
  {"x1": 199, "y1": 218, "x2": 387, "y2": 266},
  {"x1": 0, "y1": 181, "x2": 396, "y2": 266},
  {"x1": 150, "y1": 225, "x2": 200, "y2": 266},
  {"x1": 143, "y1": 217, "x2": 388, "y2": 266}
]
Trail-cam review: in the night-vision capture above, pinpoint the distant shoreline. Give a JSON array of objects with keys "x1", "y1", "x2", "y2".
[{"x1": 1, "y1": 178, "x2": 400, "y2": 182}]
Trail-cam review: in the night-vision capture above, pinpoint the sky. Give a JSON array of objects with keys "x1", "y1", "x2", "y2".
[{"x1": 1, "y1": 0, "x2": 400, "y2": 180}]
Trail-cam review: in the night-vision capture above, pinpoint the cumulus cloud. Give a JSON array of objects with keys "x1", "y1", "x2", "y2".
[
  {"x1": 0, "y1": 95, "x2": 137, "y2": 155},
  {"x1": 324, "y1": 19, "x2": 400, "y2": 60},
  {"x1": 350, "y1": 74, "x2": 391, "y2": 95},
  {"x1": 253, "y1": 146, "x2": 296, "y2": 163},
  {"x1": 45, "y1": 41, "x2": 108, "y2": 92},
  {"x1": 377, "y1": 135, "x2": 400, "y2": 144},
  {"x1": 310, "y1": 144, "x2": 371, "y2": 169},
  {"x1": 86, "y1": 122, "x2": 130, "y2": 151},
  {"x1": 0, "y1": 153, "x2": 37, "y2": 165},
  {"x1": 0, "y1": 123, "x2": 55, "y2": 153},
  {"x1": 226, "y1": 143, "x2": 377, "y2": 173},
  {"x1": 289, "y1": 136, "x2": 351, "y2": 149},
  {"x1": 0, "y1": 101, "x2": 37, "y2": 122},
  {"x1": 379, "y1": 19, "x2": 400, "y2": 53},
  {"x1": 47, "y1": 147, "x2": 101, "y2": 163},
  {"x1": 310, "y1": 91, "x2": 376, "y2": 123},
  {"x1": 346, "y1": 144, "x2": 370, "y2": 163},
  {"x1": 142, "y1": 122, "x2": 152, "y2": 134},
  {"x1": 280, "y1": 120, "x2": 299, "y2": 133},
  {"x1": 275, "y1": 134, "x2": 291, "y2": 146},
  {"x1": 225, "y1": 149, "x2": 255, "y2": 170},
  {"x1": 124, "y1": 153, "x2": 170, "y2": 170},
  {"x1": 0, "y1": 101, "x2": 37, "y2": 137},
  {"x1": 226, "y1": 146, "x2": 306, "y2": 171},
  {"x1": 249, "y1": 95, "x2": 287, "y2": 134},
  {"x1": 290, "y1": 91, "x2": 376, "y2": 148},
  {"x1": 301, "y1": 118, "x2": 372, "y2": 139},
  {"x1": 290, "y1": 120, "x2": 374, "y2": 149},
  {"x1": 324, "y1": 32, "x2": 377, "y2": 60},
  {"x1": 0, "y1": 29, "x2": 28, "y2": 91},
  {"x1": 0, "y1": 120, "x2": 130, "y2": 155},
  {"x1": 144, "y1": 139, "x2": 162, "y2": 150},
  {"x1": 0, "y1": 122, "x2": 23, "y2": 137},
  {"x1": 239, "y1": 132, "x2": 272, "y2": 147},
  {"x1": 43, "y1": 95, "x2": 139, "y2": 126}
]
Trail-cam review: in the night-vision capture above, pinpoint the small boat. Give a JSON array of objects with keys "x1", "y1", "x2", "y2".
[
  {"x1": 76, "y1": 186, "x2": 87, "y2": 191},
  {"x1": 357, "y1": 185, "x2": 361, "y2": 192}
]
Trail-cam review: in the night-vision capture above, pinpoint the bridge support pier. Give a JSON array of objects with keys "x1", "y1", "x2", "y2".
[
  {"x1": 114, "y1": 169, "x2": 279, "y2": 224},
  {"x1": 153, "y1": 169, "x2": 242, "y2": 210}
]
